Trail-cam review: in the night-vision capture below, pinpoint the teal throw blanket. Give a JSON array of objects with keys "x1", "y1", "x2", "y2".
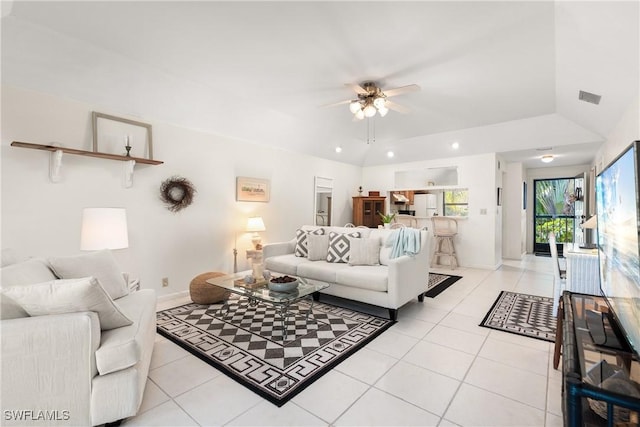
[{"x1": 386, "y1": 228, "x2": 421, "y2": 259}]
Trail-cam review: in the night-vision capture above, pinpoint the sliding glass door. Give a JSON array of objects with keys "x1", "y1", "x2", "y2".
[{"x1": 533, "y1": 178, "x2": 577, "y2": 254}]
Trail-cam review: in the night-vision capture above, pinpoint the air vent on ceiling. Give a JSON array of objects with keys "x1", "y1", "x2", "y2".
[{"x1": 579, "y1": 90, "x2": 601, "y2": 105}]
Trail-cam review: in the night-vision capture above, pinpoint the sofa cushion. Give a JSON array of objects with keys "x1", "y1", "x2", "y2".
[
  {"x1": 49, "y1": 250, "x2": 129, "y2": 300},
  {"x1": 0, "y1": 258, "x2": 58, "y2": 319},
  {"x1": 379, "y1": 246, "x2": 392, "y2": 266},
  {"x1": 297, "y1": 260, "x2": 351, "y2": 283},
  {"x1": 335, "y1": 265, "x2": 389, "y2": 292},
  {"x1": 1, "y1": 248, "x2": 28, "y2": 267},
  {"x1": 348, "y1": 237, "x2": 381, "y2": 266},
  {"x1": 264, "y1": 254, "x2": 311, "y2": 276},
  {"x1": 96, "y1": 289, "x2": 156, "y2": 375},
  {"x1": 307, "y1": 234, "x2": 329, "y2": 261},
  {"x1": 371, "y1": 229, "x2": 401, "y2": 266},
  {"x1": 327, "y1": 231, "x2": 360, "y2": 263},
  {"x1": 2, "y1": 276, "x2": 133, "y2": 330},
  {"x1": 294, "y1": 228, "x2": 325, "y2": 258}
]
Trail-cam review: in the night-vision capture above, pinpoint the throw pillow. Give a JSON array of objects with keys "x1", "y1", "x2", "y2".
[
  {"x1": 348, "y1": 237, "x2": 381, "y2": 266},
  {"x1": 307, "y1": 234, "x2": 330, "y2": 261},
  {"x1": 294, "y1": 228, "x2": 325, "y2": 257},
  {"x1": 0, "y1": 258, "x2": 59, "y2": 320},
  {"x1": 327, "y1": 231, "x2": 360, "y2": 263},
  {"x1": 49, "y1": 250, "x2": 129, "y2": 300},
  {"x1": 2, "y1": 276, "x2": 133, "y2": 330}
]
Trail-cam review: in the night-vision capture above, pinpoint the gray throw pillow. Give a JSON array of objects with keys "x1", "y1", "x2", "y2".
[
  {"x1": 307, "y1": 234, "x2": 330, "y2": 261},
  {"x1": 294, "y1": 228, "x2": 325, "y2": 257},
  {"x1": 327, "y1": 231, "x2": 360, "y2": 263},
  {"x1": 348, "y1": 237, "x2": 381, "y2": 266},
  {"x1": 3, "y1": 276, "x2": 133, "y2": 330},
  {"x1": 49, "y1": 250, "x2": 129, "y2": 300}
]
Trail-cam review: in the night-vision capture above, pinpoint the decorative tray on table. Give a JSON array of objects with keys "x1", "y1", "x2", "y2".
[{"x1": 234, "y1": 278, "x2": 267, "y2": 290}]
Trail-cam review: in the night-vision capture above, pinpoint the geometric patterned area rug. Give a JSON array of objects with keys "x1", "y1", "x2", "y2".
[
  {"x1": 479, "y1": 291, "x2": 556, "y2": 342},
  {"x1": 156, "y1": 299, "x2": 394, "y2": 406},
  {"x1": 425, "y1": 273, "x2": 463, "y2": 298}
]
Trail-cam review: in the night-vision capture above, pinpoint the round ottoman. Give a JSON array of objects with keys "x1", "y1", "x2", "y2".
[{"x1": 189, "y1": 272, "x2": 230, "y2": 304}]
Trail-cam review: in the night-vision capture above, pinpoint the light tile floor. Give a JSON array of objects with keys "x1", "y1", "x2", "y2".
[{"x1": 122, "y1": 255, "x2": 563, "y2": 426}]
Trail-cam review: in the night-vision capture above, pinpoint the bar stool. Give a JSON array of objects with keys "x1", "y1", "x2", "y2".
[{"x1": 431, "y1": 217, "x2": 458, "y2": 269}]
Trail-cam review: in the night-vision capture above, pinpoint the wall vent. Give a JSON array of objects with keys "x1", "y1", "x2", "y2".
[{"x1": 579, "y1": 90, "x2": 601, "y2": 105}]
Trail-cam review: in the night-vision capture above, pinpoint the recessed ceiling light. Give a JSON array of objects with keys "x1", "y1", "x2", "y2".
[
  {"x1": 387, "y1": 151, "x2": 394, "y2": 158},
  {"x1": 541, "y1": 155, "x2": 554, "y2": 163},
  {"x1": 335, "y1": 146, "x2": 342, "y2": 153},
  {"x1": 451, "y1": 142, "x2": 459, "y2": 150}
]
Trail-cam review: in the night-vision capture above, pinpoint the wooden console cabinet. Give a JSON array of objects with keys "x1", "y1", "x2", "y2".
[{"x1": 352, "y1": 196, "x2": 386, "y2": 228}]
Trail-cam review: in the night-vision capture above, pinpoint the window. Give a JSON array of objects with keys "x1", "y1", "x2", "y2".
[{"x1": 443, "y1": 190, "x2": 468, "y2": 217}]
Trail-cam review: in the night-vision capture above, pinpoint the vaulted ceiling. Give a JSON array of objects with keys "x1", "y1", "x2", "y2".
[{"x1": 2, "y1": 1, "x2": 638, "y2": 167}]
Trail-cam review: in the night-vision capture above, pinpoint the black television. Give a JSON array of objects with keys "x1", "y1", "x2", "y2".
[{"x1": 595, "y1": 140, "x2": 640, "y2": 356}]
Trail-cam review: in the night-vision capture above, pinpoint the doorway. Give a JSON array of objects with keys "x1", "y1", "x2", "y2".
[{"x1": 533, "y1": 178, "x2": 577, "y2": 254}]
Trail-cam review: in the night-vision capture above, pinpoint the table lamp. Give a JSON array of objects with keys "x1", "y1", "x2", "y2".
[
  {"x1": 246, "y1": 216, "x2": 266, "y2": 250},
  {"x1": 80, "y1": 208, "x2": 129, "y2": 250}
]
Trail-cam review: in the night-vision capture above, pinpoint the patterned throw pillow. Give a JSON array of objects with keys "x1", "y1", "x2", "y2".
[
  {"x1": 327, "y1": 231, "x2": 361, "y2": 263},
  {"x1": 294, "y1": 228, "x2": 325, "y2": 257}
]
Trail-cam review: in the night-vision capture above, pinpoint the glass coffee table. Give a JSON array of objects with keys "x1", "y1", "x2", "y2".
[{"x1": 205, "y1": 271, "x2": 329, "y2": 340}]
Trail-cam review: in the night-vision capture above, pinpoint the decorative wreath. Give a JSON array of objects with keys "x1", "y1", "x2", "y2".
[{"x1": 160, "y1": 176, "x2": 196, "y2": 212}]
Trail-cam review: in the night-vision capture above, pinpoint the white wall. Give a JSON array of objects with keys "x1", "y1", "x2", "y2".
[
  {"x1": 362, "y1": 153, "x2": 501, "y2": 269},
  {"x1": 1, "y1": 85, "x2": 362, "y2": 296},
  {"x1": 595, "y1": 96, "x2": 640, "y2": 171},
  {"x1": 503, "y1": 162, "x2": 526, "y2": 259}
]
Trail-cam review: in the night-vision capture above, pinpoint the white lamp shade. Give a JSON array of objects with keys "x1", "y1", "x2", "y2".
[
  {"x1": 349, "y1": 101, "x2": 362, "y2": 114},
  {"x1": 80, "y1": 208, "x2": 129, "y2": 250},
  {"x1": 246, "y1": 216, "x2": 266, "y2": 232}
]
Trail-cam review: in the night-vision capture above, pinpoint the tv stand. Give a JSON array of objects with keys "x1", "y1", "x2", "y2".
[{"x1": 559, "y1": 292, "x2": 640, "y2": 426}]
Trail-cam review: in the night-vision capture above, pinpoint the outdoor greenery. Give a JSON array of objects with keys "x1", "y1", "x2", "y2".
[
  {"x1": 444, "y1": 190, "x2": 469, "y2": 217},
  {"x1": 535, "y1": 217, "x2": 575, "y2": 243},
  {"x1": 535, "y1": 179, "x2": 575, "y2": 216},
  {"x1": 534, "y1": 178, "x2": 576, "y2": 244}
]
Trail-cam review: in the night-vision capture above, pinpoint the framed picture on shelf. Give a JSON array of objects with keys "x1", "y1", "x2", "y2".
[
  {"x1": 92, "y1": 112, "x2": 153, "y2": 159},
  {"x1": 236, "y1": 177, "x2": 270, "y2": 202}
]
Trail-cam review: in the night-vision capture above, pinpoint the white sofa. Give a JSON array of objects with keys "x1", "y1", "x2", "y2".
[
  {"x1": 0, "y1": 251, "x2": 156, "y2": 426},
  {"x1": 263, "y1": 225, "x2": 430, "y2": 320}
]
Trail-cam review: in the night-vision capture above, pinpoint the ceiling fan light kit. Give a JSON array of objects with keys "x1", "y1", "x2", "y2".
[{"x1": 340, "y1": 81, "x2": 420, "y2": 120}]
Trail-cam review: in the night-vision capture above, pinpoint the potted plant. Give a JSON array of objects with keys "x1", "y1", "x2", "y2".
[{"x1": 378, "y1": 212, "x2": 396, "y2": 229}]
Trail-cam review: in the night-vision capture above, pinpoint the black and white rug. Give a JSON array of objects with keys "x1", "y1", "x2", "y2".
[
  {"x1": 480, "y1": 291, "x2": 556, "y2": 342},
  {"x1": 425, "y1": 273, "x2": 463, "y2": 297},
  {"x1": 156, "y1": 299, "x2": 394, "y2": 406}
]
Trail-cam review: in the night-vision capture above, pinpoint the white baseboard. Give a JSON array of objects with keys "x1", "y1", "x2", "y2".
[{"x1": 157, "y1": 290, "x2": 189, "y2": 303}]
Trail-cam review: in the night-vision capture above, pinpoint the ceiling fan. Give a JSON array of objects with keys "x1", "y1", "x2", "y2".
[{"x1": 327, "y1": 81, "x2": 420, "y2": 120}]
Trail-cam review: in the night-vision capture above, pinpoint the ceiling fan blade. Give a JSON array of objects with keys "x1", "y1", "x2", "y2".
[
  {"x1": 346, "y1": 83, "x2": 368, "y2": 95},
  {"x1": 386, "y1": 100, "x2": 411, "y2": 114},
  {"x1": 321, "y1": 99, "x2": 352, "y2": 108},
  {"x1": 383, "y1": 84, "x2": 421, "y2": 97}
]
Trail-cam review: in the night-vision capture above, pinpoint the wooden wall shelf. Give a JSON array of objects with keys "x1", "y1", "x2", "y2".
[{"x1": 11, "y1": 141, "x2": 164, "y2": 165}]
